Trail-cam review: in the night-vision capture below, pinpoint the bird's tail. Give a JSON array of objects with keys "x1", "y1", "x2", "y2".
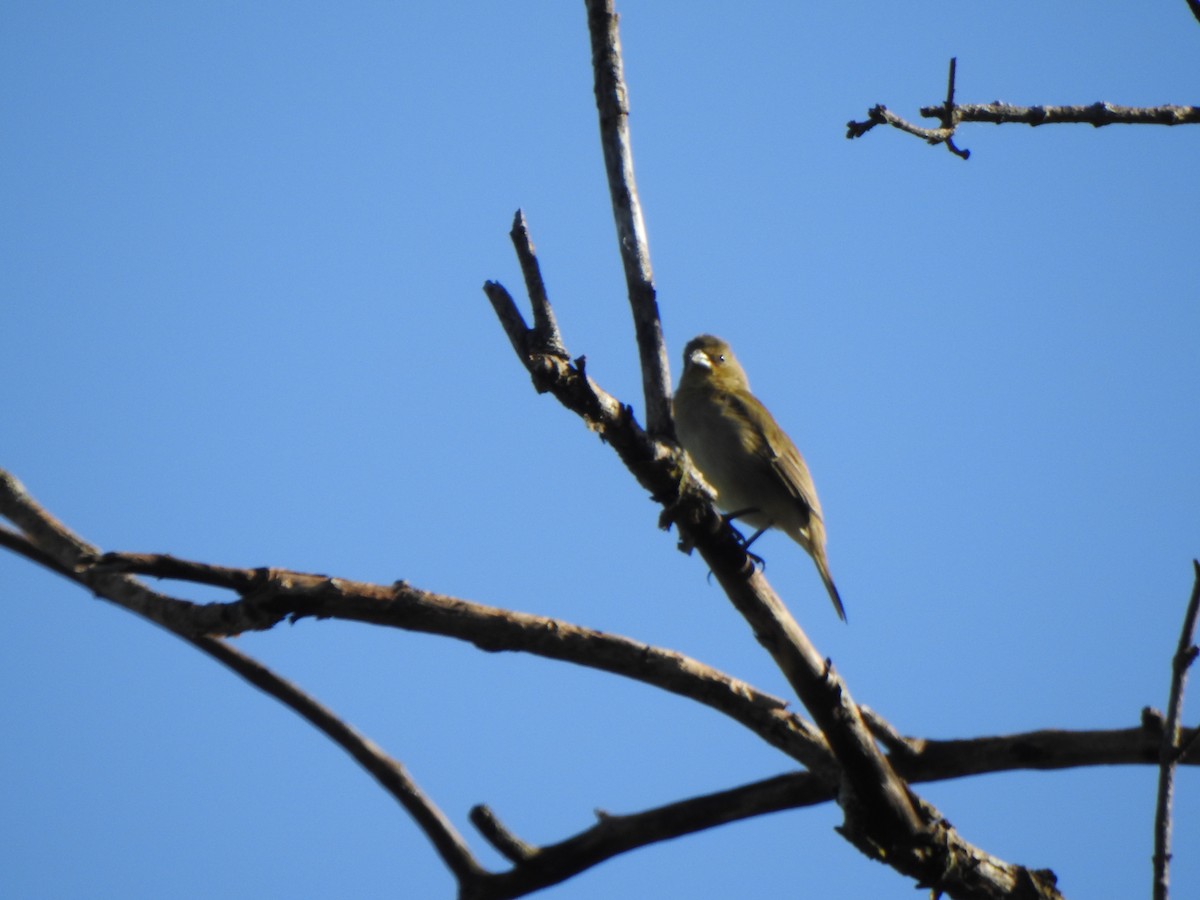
[{"x1": 813, "y1": 553, "x2": 847, "y2": 622}]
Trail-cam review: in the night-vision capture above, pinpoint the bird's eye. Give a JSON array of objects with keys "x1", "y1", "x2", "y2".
[{"x1": 717, "y1": 354, "x2": 725, "y2": 363}]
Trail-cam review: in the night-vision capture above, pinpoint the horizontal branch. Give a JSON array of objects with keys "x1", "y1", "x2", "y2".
[
  {"x1": 469, "y1": 772, "x2": 830, "y2": 898},
  {"x1": 457, "y1": 722, "x2": 1197, "y2": 897},
  {"x1": 846, "y1": 56, "x2": 1200, "y2": 159},
  {"x1": 0, "y1": 510, "x2": 834, "y2": 774},
  {"x1": 95, "y1": 551, "x2": 833, "y2": 769},
  {"x1": 931, "y1": 102, "x2": 1200, "y2": 128}
]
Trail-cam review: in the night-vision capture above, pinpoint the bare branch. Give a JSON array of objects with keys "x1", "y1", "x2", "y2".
[
  {"x1": 848, "y1": 100, "x2": 1200, "y2": 149},
  {"x1": 934, "y1": 102, "x2": 1200, "y2": 128},
  {"x1": 510, "y1": 210, "x2": 567, "y2": 358},
  {"x1": 847, "y1": 56, "x2": 1200, "y2": 157},
  {"x1": 0, "y1": 523, "x2": 76, "y2": 579},
  {"x1": 847, "y1": 104, "x2": 957, "y2": 146},
  {"x1": 0, "y1": 469, "x2": 94, "y2": 561},
  {"x1": 939, "y1": 57, "x2": 971, "y2": 159},
  {"x1": 4, "y1": 464, "x2": 832, "y2": 774},
  {"x1": 189, "y1": 635, "x2": 484, "y2": 882},
  {"x1": 464, "y1": 772, "x2": 833, "y2": 898},
  {"x1": 0, "y1": 469, "x2": 249, "y2": 632},
  {"x1": 483, "y1": 279, "x2": 531, "y2": 366},
  {"x1": 41, "y1": 540, "x2": 833, "y2": 771},
  {"x1": 861, "y1": 705, "x2": 923, "y2": 759},
  {"x1": 903, "y1": 725, "x2": 1199, "y2": 780},
  {"x1": 584, "y1": 0, "x2": 673, "y2": 437},
  {"x1": 470, "y1": 805, "x2": 538, "y2": 864},
  {"x1": 0, "y1": 470, "x2": 483, "y2": 883},
  {"x1": 1153, "y1": 560, "x2": 1200, "y2": 900},
  {"x1": 467, "y1": 721, "x2": 1197, "y2": 897}
]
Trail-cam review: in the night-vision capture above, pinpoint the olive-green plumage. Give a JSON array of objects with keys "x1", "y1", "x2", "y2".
[{"x1": 673, "y1": 334, "x2": 846, "y2": 621}]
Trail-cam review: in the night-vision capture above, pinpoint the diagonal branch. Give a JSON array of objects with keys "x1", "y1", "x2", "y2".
[
  {"x1": 87, "y1": 552, "x2": 831, "y2": 766},
  {"x1": 467, "y1": 772, "x2": 832, "y2": 898},
  {"x1": 1152, "y1": 560, "x2": 1200, "y2": 900},
  {"x1": 0, "y1": 482, "x2": 832, "y2": 773},
  {"x1": 190, "y1": 635, "x2": 484, "y2": 882},
  {"x1": 0, "y1": 469, "x2": 482, "y2": 882}
]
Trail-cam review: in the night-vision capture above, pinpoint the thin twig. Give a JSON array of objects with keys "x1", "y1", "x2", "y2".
[
  {"x1": 846, "y1": 104, "x2": 957, "y2": 146},
  {"x1": 860, "y1": 705, "x2": 924, "y2": 758},
  {"x1": 1152, "y1": 560, "x2": 1200, "y2": 900},
  {"x1": 467, "y1": 773, "x2": 833, "y2": 898},
  {"x1": 470, "y1": 805, "x2": 538, "y2": 864},
  {"x1": 510, "y1": 210, "x2": 567, "y2": 357},
  {"x1": 940, "y1": 58, "x2": 970, "y2": 159},
  {"x1": 483, "y1": 280, "x2": 531, "y2": 364},
  {"x1": 583, "y1": 0, "x2": 673, "y2": 437}
]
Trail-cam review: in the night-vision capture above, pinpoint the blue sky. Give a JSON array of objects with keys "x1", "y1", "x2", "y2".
[{"x1": 2, "y1": 2, "x2": 1198, "y2": 898}]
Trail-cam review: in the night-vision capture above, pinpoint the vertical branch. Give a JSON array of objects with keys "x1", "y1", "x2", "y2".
[
  {"x1": 1152, "y1": 560, "x2": 1200, "y2": 900},
  {"x1": 584, "y1": 0, "x2": 673, "y2": 438}
]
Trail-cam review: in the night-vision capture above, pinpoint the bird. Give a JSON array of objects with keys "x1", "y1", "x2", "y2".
[{"x1": 672, "y1": 334, "x2": 846, "y2": 621}]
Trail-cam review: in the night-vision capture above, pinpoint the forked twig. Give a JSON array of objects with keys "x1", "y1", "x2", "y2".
[{"x1": 847, "y1": 57, "x2": 1200, "y2": 158}]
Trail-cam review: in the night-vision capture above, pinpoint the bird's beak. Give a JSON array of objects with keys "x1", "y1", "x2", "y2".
[{"x1": 686, "y1": 348, "x2": 711, "y2": 370}]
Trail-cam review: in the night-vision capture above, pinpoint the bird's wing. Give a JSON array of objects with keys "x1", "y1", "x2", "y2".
[{"x1": 724, "y1": 390, "x2": 824, "y2": 526}]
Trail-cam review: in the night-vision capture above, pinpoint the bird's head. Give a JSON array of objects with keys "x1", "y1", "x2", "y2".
[{"x1": 680, "y1": 334, "x2": 750, "y2": 392}]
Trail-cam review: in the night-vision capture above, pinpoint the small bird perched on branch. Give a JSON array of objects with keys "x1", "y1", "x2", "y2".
[{"x1": 672, "y1": 334, "x2": 846, "y2": 621}]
